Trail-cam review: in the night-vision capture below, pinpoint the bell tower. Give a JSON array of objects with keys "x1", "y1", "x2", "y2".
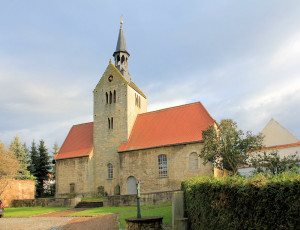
[
  {"x1": 113, "y1": 20, "x2": 131, "y2": 82},
  {"x1": 92, "y1": 21, "x2": 147, "y2": 196}
]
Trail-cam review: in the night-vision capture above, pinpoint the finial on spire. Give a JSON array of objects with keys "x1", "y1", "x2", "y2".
[
  {"x1": 120, "y1": 15, "x2": 123, "y2": 26},
  {"x1": 109, "y1": 59, "x2": 112, "y2": 64}
]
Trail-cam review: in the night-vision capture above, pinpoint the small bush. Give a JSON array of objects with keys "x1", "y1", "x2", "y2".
[{"x1": 181, "y1": 173, "x2": 300, "y2": 230}]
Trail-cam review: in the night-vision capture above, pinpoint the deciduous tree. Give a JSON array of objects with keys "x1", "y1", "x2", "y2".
[
  {"x1": 251, "y1": 150, "x2": 299, "y2": 175},
  {"x1": 200, "y1": 119, "x2": 264, "y2": 175},
  {"x1": 0, "y1": 140, "x2": 20, "y2": 198}
]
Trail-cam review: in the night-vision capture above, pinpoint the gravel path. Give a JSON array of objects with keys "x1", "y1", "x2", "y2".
[
  {"x1": 0, "y1": 217, "x2": 74, "y2": 230},
  {"x1": 1, "y1": 209, "x2": 119, "y2": 230}
]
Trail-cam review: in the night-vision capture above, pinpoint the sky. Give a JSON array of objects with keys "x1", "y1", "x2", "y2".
[{"x1": 1, "y1": 0, "x2": 300, "y2": 151}]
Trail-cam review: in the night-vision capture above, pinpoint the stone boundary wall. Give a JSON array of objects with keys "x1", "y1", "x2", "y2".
[
  {"x1": 0, "y1": 179, "x2": 35, "y2": 207},
  {"x1": 103, "y1": 190, "x2": 179, "y2": 207},
  {"x1": 11, "y1": 197, "x2": 81, "y2": 207}
]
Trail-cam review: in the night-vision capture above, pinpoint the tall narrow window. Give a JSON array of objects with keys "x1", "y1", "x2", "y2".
[
  {"x1": 70, "y1": 183, "x2": 75, "y2": 193},
  {"x1": 108, "y1": 164, "x2": 113, "y2": 179},
  {"x1": 111, "y1": 117, "x2": 113, "y2": 129},
  {"x1": 113, "y1": 90, "x2": 116, "y2": 103},
  {"x1": 109, "y1": 91, "x2": 112, "y2": 104},
  {"x1": 138, "y1": 96, "x2": 141, "y2": 108},
  {"x1": 117, "y1": 55, "x2": 120, "y2": 66},
  {"x1": 108, "y1": 118, "x2": 110, "y2": 129},
  {"x1": 158, "y1": 154, "x2": 168, "y2": 177},
  {"x1": 189, "y1": 152, "x2": 198, "y2": 171},
  {"x1": 106, "y1": 92, "x2": 108, "y2": 104}
]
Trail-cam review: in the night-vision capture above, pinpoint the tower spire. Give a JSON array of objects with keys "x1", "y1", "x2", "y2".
[{"x1": 113, "y1": 20, "x2": 131, "y2": 81}]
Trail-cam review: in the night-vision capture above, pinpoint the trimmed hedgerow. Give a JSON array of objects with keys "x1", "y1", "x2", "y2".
[{"x1": 181, "y1": 173, "x2": 300, "y2": 230}]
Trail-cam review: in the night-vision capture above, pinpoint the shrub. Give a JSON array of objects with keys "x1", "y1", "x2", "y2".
[{"x1": 181, "y1": 173, "x2": 300, "y2": 230}]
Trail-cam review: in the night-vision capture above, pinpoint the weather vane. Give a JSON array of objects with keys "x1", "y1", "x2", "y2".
[{"x1": 120, "y1": 15, "x2": 123, "y2": 25}]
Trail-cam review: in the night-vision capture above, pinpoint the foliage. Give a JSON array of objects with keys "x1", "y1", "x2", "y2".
[
  {"x1": 251, "y1": 150, "x2": 299, "y2": 175},
  {"x1": 0, "y1": 140, "x2": 21, "y2": 199},
  {"x1": 0, "y1": 140, "x2": 20, "y2": 179},
  {"x1": 50, "y1": 142, "x2": 59, "y2": 178},
  {"x1": 4, "y1": 207, "x2": 69, "y2": 218},
  {"x1": 9, "y1": 136, "x2": 31, "y2": 180},
  {"x1": 200, "y1": 119, "x2": 263, "y2": 175},
  {"x1": 97, "y1": 186, "x2": 105, "y2": 197},
  {"x1": 35, "y1": 140, "x2": 51, "y2": 197},
  {"x1": 29, "y1": 140, "x2": 39, "y2": 177},
  {"x1": 182, "y1": 173, "x2": 300, "y2": 230}
]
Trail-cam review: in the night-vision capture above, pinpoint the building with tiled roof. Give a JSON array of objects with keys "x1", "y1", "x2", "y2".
[
  {"x1": 54, "y1": 22, "x2": 215, "y2": 197},
  {"x1": 239, "y1": 118, "x2": 300, "y2": 176}
]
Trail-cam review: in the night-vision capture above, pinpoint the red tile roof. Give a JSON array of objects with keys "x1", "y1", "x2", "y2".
[
  {"x1": 118, "y1": 102, "x2": 215, "y2": 152},
  {"x1": 260, "y1": 141, "x2": 300, "y2": 151},
  {"x1": 54, "y1": 122, "x2": 93, "y2": 160}
]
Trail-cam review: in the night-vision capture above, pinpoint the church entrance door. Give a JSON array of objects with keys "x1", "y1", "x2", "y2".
[{"x1": 127, "y1": 176, "x2": 137, "y2": 194}]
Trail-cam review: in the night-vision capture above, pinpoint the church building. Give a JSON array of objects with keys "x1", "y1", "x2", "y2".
[{"x1": 54, "y1": 22, "x2": 215, "y2": 197}]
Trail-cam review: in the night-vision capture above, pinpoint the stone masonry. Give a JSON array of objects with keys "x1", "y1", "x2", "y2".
[{"x1": 92, "y1": 62, "x2": 147, "y2": 196}]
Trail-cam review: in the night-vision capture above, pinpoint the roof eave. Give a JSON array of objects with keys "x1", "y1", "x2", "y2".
[{"x1": 118, "y1": 140, "x2": 204, "y2": 153}]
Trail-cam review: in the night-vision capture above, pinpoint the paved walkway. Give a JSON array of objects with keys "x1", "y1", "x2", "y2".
[{"x1": 63, "y1": 214, "x2": 118, "y2": 230}]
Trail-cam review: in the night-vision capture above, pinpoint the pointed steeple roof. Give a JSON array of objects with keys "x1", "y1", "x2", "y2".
[{"x1": 114, "y1": 21, "x2": 129, "y2": 56}]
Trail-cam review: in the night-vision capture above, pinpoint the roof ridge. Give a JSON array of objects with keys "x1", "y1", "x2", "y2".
[
  {"x1": 129, "y1": 81, "x2": 147, "y2": 98},
  {"x1": 261, "y1": 141, "x2": 300, "y2": 150},
  {"x1": 141, "y1": 101, "x2": 202, "y2": 115},
  {"x1": 73, "y1": 122, "x2": 93, "y2": 127}
]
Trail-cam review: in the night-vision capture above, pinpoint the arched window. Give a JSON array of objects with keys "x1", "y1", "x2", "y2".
[
  {"x1": 70, "y1": 183, "x2": 75, "y2": 193},
  {"x1": 111, "y1": 117, "x2": 113, "y2": 129},
  {"x1": 108, "y1": 118, "x2": 110, "y2": 129},
  {"x1": 113, "y1": 90, "x2": 116, "y2": 103},
  {"x1": 108, "y1": 163, "x2": 113, "y2": 179},
  {"x1": 109, "y1": 91, "x2": 112, "y2": 104},
  {"x1": 189, "y1": 152, "x2": 198, "y2": 171},
  {"x1": 158, "y1": 154, "x2": 168, "y2": 177},
  {"x1": 117, "y1": 55, "x2": 120, "y2": 66},
  {"x1": 106, "y1": 92, "x2": 108, "y2": 104},
  {"x1": 121, "y1": 55, "x2": 125, "y2": 64}
]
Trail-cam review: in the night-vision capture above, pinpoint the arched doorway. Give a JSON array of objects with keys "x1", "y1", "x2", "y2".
[{"x1": 127, "y1": 176, "x2": 137, "y2": 194}]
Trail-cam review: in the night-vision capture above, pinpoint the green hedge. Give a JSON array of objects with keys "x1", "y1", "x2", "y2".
[{"x1": 181, "y1": 173, "x2": 300, "y2": 230}]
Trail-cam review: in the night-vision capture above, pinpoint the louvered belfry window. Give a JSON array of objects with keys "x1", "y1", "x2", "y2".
[{"x1": 158, "y1": 154, "x2": 168, "y2": 177}]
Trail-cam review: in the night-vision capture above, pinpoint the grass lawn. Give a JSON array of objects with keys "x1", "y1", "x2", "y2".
[
  {"x1": 118, "y1": 206, "x2": 172, "y2": 229},
  {"x1": 4, "y1": 207, "x2": 69, "y2": 218},
  {"x1": 68, "y1": 202, "x2": 171, "y2": 217}
]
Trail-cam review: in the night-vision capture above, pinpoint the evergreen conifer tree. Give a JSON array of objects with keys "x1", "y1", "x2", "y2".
[
  {"x1": 29, "y1": 140, "x2": 39, "y2": 177},
  {"x1": 50, "y1": 142, "x2": 59, "y2": 178},
  {"x1": 36, "y1": 140, "x2": 51, "y2": 197},
  {"x1": 9, "y1": 135, "x2": 31, "y2": 179}
]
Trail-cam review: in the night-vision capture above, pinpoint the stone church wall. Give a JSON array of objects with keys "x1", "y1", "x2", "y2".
[
  {"x1": 56, "y1": 156, "x2": 91, "y2": 197},
  {"x1": 127, "y1": 85, "x2": 147, "y2": 138},
  {"x1": 119, "y1": 142, "x2": 212, "y2": 195}
]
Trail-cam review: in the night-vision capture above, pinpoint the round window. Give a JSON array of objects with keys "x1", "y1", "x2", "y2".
[{"x1": 108, "y1": 75, "x2": 113, "y2": 82}]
